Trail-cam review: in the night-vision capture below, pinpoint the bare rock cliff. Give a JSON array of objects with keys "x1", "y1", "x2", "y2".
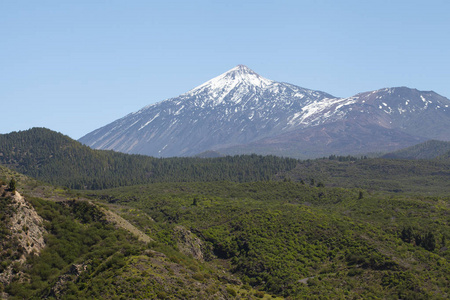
[{"x1": 0, "y1": 190, "x2": 46, "y2": 287}]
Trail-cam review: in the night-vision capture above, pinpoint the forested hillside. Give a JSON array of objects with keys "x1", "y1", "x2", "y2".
[
  {"x1": 382, "y1": 140, "x2": 450, "y2": 160},
  {"x1": 437, "y1": 150, "x2": 450, "y2": 160},
  {"x1": 0, "y1": 128, "x2": 297, "y2": 189},
  {"x1": 285, "y1": 156, "x2": 450, "y2": 195},
  {"x1": 2, "y1": 128, "x2": 450, "y2": 196}
]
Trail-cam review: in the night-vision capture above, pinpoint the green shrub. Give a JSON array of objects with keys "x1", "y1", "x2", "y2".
[{"x1": 226, "y1": 287, "x2": 237, "y2": 297}]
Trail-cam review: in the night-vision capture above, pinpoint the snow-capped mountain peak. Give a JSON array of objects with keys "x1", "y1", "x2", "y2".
[
  {"x1": 79, "y1": 66, "x2": 450, "y2": 158},
  {"x1": 182, "y1": 65, "x2": 274, "y2": 105},
  {"x1": 192, "y1": 65, "x2": 273, "y2": 91}
]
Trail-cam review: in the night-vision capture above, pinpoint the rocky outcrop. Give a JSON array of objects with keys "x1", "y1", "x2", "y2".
[
  {"x1": 48, "y1": 262, "x2": 89, "y2": 299},
  {"x1": 9, "y1": 191, "x2": 46, "y2": 257},
  {"x1": 173, "y1": 225, "x2": 204, "y2": 261},
  {"x1": 0, "y1": 190, "x2": 46, "y2": 286}
]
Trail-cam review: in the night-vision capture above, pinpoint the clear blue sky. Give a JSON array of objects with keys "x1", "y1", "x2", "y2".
[{"x1": 2, "y1": 0, "x2": 449, "y2": 139}]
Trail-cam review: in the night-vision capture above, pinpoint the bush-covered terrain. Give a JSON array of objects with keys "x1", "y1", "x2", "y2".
[
  {"x1": 0, "y1": 129, "x2": 449, "y2": 299},
  {"x1": 85, "y1": 181, "x2": 450, "y2": 299},
  {"x1": 0, "y1": 169, "x2": 268, "y2": 299}
]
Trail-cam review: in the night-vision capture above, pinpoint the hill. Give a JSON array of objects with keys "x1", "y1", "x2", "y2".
[
  {"x1": 0, "y1": 166, "x2": 274, "y2": 299},
  {"x1": 84, "y1": 180, "x2": 450, "y2": 299},
  {"x1": 437, "y1": 150, "x2": 450, "y2": 160},
  {"x1": 382, "y1": 140, "x2": 450, "y2": 160},
  {"x1": 283, "y1": 156, "x2": 450, "y2": 195},
  {"x1": 1, "y1": 164, "x2": 449, "y2": 298},
  {"x1": 0, "y1": 128, "x2": 297, "y2": 189},
  {"x1": 1, "y1": 128, "x2": 450, "y2": 196}
]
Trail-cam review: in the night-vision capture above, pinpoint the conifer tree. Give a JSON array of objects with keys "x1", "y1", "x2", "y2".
[{"x1": 8, "y1": 178, "x2": 16, "y2": 192}]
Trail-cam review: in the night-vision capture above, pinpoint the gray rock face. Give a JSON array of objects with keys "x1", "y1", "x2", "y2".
[
  {"x1": 9, "y1": 192, "x2": 46, "y2": 257},
  {"x1": 79, "y1": 66, "x2": 450, "y2": 158},
  {"x1": 49, "y1": 262, "x2": 89, "y2": 299},
  {"x1": 173, "y1": 225, "x2": 204, "y2": 261}
]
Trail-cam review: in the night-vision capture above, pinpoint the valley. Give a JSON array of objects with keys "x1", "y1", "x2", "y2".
[{"x1": 4, "y1": 2, "x2": 450, "y2": 299}]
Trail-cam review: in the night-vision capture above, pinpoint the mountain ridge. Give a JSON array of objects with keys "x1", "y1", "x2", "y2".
[
  {"x1": 382, "y1": 140, "x2": 450, "y2": 160},
  {"x1": 79, "y1": 65, "x2": 450, "y2": 158}
]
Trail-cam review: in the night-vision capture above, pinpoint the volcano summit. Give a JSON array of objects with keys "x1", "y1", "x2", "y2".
[{"x1": 79, "y1": 66, "x2": 450, "y2": 158}]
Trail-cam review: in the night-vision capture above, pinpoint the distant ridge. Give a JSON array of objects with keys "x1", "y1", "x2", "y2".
[{"x1": 383, "y1": 140, "x2": 450, "y2": 160}]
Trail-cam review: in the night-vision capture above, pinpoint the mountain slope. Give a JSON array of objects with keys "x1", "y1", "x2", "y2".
[
  {"x1": 220, "y1": 119, "x2": 425, "y2": 158},
  {"x1": 79, "y1": 65, "x2": 336, "y2": 157},
  {"x1": 79, "y1": 66, "x2": 450, "y2": 158},
  {"x1": 218, "y1": 87, "x2": 450, "y2": 157},
  {"x1": 383, "y1": 140, "x2": 450, "y2": 160},
  {"x1": 336, "y1": 87, "x2": 450, "y2": 141}
]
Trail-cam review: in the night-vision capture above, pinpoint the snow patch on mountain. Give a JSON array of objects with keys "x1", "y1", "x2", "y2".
[
  {"x1": 288, "y1": 96, "x2": 358, "y2": 127},
  {"x1": 139, "y1": 113, "x2": 160, "y2": 131}
]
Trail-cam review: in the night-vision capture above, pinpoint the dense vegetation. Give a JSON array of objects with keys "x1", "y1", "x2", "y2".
[
  {"x1": 0, "y1": 128, "x2": 297, "y2": 189},
  {"x1": 0, "y1": 167, "x2": 282, "y2": 299},
  {"x1": 0, "y1": 129, "x2": 449, "y2": 298},
  {"x1": 0, "y1": 173, "x2": 264, "y2": 299},
  {"x1": 2, "y1": 128, "x2": 450, "y2": 197},
  {"x1": 285, "y1": 157, "x2": 450, "y2": 195},
  {"x1": 86, "y1": 181, "x2": 450, "y2": 299}
]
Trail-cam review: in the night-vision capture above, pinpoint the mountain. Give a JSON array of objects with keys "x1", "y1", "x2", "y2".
[
  {"x1": 79, "y1": 65, "x2": 336, "y2": 157},
  {"x1": 75, "y1": 66, "x2": 450, "y2": 158},
  {"x1": 221, "y1": 87, "x2": 450, "y2": 158},
  {"x1": 382, "y1": 140, "x2": 450, "y2": 160}
]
